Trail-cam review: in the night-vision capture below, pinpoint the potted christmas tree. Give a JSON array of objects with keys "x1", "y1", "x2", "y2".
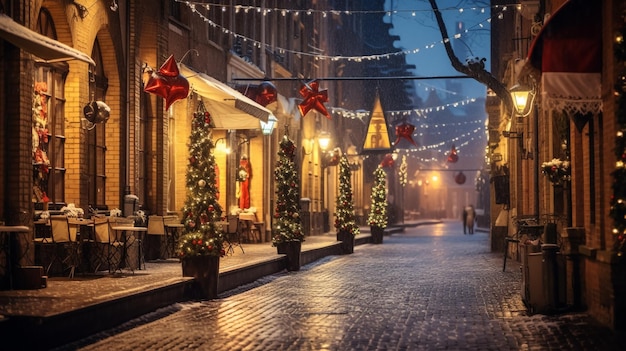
[
  {"x1": 335, "y1": 154, "x2": 360, "y2": 254},
  {"x1": 177, "y1": 105, "x2": 225, "y2": 299},
  {"x1": 368, "y1": 166, "x2": 387, "y2": 244},
  {"x1": 271, "y1": 131, "x2": 304, "y2": 271}
]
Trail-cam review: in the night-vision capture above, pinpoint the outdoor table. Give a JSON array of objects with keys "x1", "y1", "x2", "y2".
[
  {"x1": 0, "y1": 225, "x2": 30, "y2": 289},
  {"x1": 110, "y1": 226, "x2": 148, "y2": 272},
  {"x1": 68, "y1": 218, "x2": 94, "y2": 241},
  {"x1": 238, "y1": 213, "x2": 258, "y2": 242}
]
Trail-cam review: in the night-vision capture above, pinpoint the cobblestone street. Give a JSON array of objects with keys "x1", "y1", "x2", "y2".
[{"x1": 55, "y1": 221, "x2": 626, "y2": 351}]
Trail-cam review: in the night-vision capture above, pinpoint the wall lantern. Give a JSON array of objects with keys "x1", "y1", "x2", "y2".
[
  {"x1": 83, "y1": 100, "x2": 111, "y2": 130},
  {"x1": 509, "y1": 84, "x2": 535, "y2": 117},
  {"x1": 260, "y1": 115, "x2": 277, "y2": 136},
  {"x1": 317, "y1": 131, "x2": 331, "y2": 151}
]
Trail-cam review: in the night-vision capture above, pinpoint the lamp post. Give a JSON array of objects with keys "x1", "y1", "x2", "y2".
[
  {"x1": 509, "y1": 83, "x2": 538, "y2": 218},
  {"x1": 317, "y1": 131, "x2": 331, "y2": 233},
  {"x1": 260, "y1": 115, "x2": 277, "y2": 242}
]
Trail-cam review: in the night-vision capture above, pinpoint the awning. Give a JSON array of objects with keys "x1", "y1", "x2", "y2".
[
  {"x1": 526, "y1": 0, "x2": 601, "y2": 115},
  {"x1": 179, "y1": 64, "x2": 274, "y2": 130},
  {"x1": 0, "y1": 14, "x2": 95, "y2": 66}
]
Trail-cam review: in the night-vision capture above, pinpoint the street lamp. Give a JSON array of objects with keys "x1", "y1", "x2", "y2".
[
  {"x1": 261, "y1": 115, "x2": 277, "y2": 136},
  {"x1": 214, "y1": 138, "x2": 232, "y2": 154},
  {"x1": 509, "y1": 84, "x2": 535, "y2": 117},
  {"x1": 509, "y1": 82, "x2": 538, "y2": 219},
  {"x1": 317, "y1": 131, "x2": 331, "y2": 151}
]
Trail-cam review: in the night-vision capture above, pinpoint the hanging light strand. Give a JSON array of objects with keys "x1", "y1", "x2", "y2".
[{"x1": 179, "y1": 1, "x2": 510, "y2": 63}]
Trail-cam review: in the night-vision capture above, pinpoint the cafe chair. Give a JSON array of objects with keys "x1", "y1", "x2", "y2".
[
  {"x1": 33, "y1": 218, "x2": 55, "y2": 276},
  {"x1": 50, "y1": 215, "x2": 81, "y2": 278},
  {"x1": 110, "y1": 217, "x2": 144, "y2": 271},
  {"x1": 225, "y1": 215, "x2": 244, "y2": 254},
  {"x1": 147, "y1": 215, "x2": 167, "y2": 260},
  {"x1": 163, "y1": 215, "x2": 182, "y2": 258},
  {"x1": 92, "y1": 216, "x2": 123, "y2": 273}
]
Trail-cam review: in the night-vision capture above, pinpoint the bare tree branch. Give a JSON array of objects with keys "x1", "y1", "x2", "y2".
[{"x1": 428, "y1": 0, "x2": 514, "y2": 114}]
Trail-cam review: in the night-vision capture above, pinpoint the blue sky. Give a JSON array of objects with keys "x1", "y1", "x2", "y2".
[{"x1": 383, "y1": 0, "x2": 492, "y2": 101}]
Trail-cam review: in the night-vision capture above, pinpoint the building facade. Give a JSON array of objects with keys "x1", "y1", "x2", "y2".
[
  {"x1": 1, "y1": 0, "x2": 414, "y2": 282},
  {"x1": 489, "y1": 0, "x2": 626, "y2": 330}
]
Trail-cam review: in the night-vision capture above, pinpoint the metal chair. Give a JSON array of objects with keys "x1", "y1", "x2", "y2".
[
  {"x1": 503, "y1": 216, "x2": 543, "y2": 272},
  {"x1": 147, "y1": 215, "x2": 167, "y2": 259},
  {"x1": 163, "y1": 215, "x2": 182, "y2": 258},
  {"x1": 92, "y1": 216, "x2": 123, "y2": 273},
  {"x1": 224, "y1": 215, "x2": 244, "y2": 254},
  {"x1": 49, "y1": 215, "x2": 81, "y2": 278}
]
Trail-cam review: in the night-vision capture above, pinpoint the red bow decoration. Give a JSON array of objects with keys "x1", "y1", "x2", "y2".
[
  {"x1": 238, "y1": 82, "x2": 278, "y2": 107},
  {"x1": 144, "y1": 55, "x2": 190, "y2": 109},
  {"x1": 380, "y1": 153, "x2": 395, "y2": 168},
  {"x1": 455, "y1": 171, "x2": 466, "y2": 185},
  {"x1": 447, "y1": 144, "x2": 459, "y2": 163},
  {"x1": 298, "y1": 80, "x2": 330, "y2": 119},
  {"x1": 394, "y1": 122, "x2": 417, "y2": 146}
]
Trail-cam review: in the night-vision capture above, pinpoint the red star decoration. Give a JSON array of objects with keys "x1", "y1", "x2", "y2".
[
  {"x1": 144, "y1": 54, "x2": 190, "y2": 110},
  {"x1": 394, "y1": 122, "x2": 417, "y2": 147},
  {"x1": 447, "y1": 144, "x2": 459, "y2": 163},
  {"x1": 298, "y1": 80, "x2": 330, "y2": 119}
]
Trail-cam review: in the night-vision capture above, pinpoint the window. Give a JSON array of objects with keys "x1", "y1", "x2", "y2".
[
  {"x1": 170, "y1": 0, "x2": 181, "y2": 22},
  {"x1": 86, "y1": 38, "x2": 108, "y2": 209},
  {"x1": 33, "y1": 8, "x2": 68, "y2": 208}
]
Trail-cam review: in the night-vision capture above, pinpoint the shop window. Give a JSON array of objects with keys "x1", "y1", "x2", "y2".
[{"x1": 33, "y1": 8, "x2": 68, "y2": 209}]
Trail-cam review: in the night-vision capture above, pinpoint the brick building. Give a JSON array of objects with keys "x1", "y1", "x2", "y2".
[
  {"x1": 1, "y1": 1, "x2": 413, "y2": 287},
  {"x1": 489, "y1": 0, "x2": 626, "y2": 330}
]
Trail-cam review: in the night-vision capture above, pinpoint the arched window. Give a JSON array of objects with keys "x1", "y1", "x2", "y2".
[
  {"x1": 86, "y1": 38, "x2": 108, "y2": 209},
  {"x1": 32, "y1": 8, "x2": 68, "y2": 208}
]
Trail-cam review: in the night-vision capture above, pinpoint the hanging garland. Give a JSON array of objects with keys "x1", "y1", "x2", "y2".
[
  {"x1": 612, "y1": 13, "x2": 626, "y2": 255},
  {"x1": 399, "y1": 155, "x2": 408, "y2": 187},
  {"x1": 180, "y1": 0, "x2": 508, "y2": 63}
]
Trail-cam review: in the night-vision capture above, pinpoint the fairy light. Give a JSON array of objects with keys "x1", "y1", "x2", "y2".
[
  {"x1": 178, "y1": 0, "x2": 508, "y2": 63},
  {"x1": 178, "y1": 1, "x2": 516, "y2": 16}
]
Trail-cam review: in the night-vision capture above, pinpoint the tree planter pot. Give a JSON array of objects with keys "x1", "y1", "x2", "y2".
[
  {"x1": 337, "y1": 230, "x2": 355, "y2": 254},
  {"x1": 277, "y1": 241, "x2": 301, "y2": 271},
  {"x1": 370, "y1": 226, "x2": 384, "y2": 244},
  {"x1": 181, "y1": 255, "x2": 220, "y2": 299}
]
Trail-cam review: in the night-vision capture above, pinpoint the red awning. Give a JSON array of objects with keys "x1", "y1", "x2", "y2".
[{"x1": 526, "y1": 0, "x2": 602, "y2": 115}]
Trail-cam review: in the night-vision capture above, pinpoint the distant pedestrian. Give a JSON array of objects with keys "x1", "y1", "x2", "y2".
[
  {"x1": 462, "y1": 207, "x2": 468, "y2": 234},
  {"x1": 465, "y1": 205, "x2": 476, "y2": 234}
]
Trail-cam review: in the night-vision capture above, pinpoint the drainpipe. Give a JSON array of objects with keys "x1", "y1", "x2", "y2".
[
  {"x1": 123, "y1": 0, "x2": 131, "y2": 197},
  {"x1": 533, "y1": 104, "x2": 539, "y2": 219}
]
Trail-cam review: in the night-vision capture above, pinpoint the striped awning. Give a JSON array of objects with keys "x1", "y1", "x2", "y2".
[
  {"x1": 526, "y1": 0, "x2": 601, "y2": 115},
  {"x1": 0, "y1": 14, "x2": 95, "y2": 65},
  {"x1": 180, "y1": 64, "x2": 275, "y2": 130}
]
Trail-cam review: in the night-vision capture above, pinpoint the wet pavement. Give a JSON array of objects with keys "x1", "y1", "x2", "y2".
[{"x1": 48, "y1": 220, "x2": 626, "y2": 351}]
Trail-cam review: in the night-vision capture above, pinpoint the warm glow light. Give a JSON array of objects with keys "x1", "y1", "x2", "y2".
[
  {"x1": 510, "y1": 84, "x2": 534, "y2": 117},
  {"x1": 261, "y1": 115, "x2": 277, "y2": 136},
  {"x1": 214, "y1": 139, "x2": 231, "y2": 154},
  {"x1": 317, "y1": 131, "x2": 331, "y2": 151}
]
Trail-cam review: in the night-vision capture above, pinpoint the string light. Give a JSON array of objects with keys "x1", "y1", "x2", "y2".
[
  {"x1": 178, "y1": 1, "x2": 518, "y2": 16},
  {"x1": 330, "y1": 97, "x2": 479, "y2": 121},
  {"x1": 178, "y1": 0, "x2": 510, "y2": 63}
]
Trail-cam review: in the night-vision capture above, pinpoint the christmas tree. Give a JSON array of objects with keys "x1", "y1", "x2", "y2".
[
  {"x1": 177, "y1": 104, "x2": 225, "y2": 257},
  {"x1": 368, "y1": 166, "x2": 388, "y2": 228},
  {"x1": 272, "y1": 131, "x2": 304, "y2": 245},
  {"x1": 335, "y1": 154, "x2": 360, "y2": 236}
]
